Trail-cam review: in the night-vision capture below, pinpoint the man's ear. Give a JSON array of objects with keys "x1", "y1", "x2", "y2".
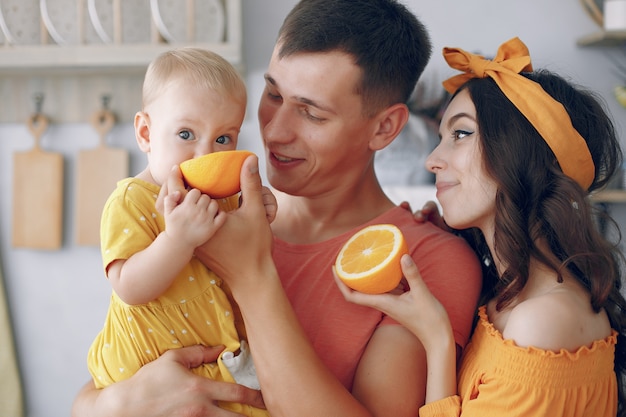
[
  {"x1": 134, "y1": 111, "x2": 151, "y2": 153},
  {"x1": 369, "y1": 103, "x2": 409, "y2": 151}
]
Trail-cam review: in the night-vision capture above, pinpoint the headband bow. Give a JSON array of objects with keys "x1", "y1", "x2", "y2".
[{"x1": 442, "y1": 37, "x2": 595, "y2": 190}]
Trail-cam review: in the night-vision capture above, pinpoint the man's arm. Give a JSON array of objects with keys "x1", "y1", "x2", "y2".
[
  {"x1": 194, "y1": 157, "x2": 425, "y2": 417},
  {"x1": 353, "y1": 324, "x2": 426, "y2": 416}
]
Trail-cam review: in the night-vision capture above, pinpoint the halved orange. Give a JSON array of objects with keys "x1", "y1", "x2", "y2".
[
  {"x1": 179, "y1": 150, "x2": 255, "y2": 199},
  {"x1": 335, "y1": 224, "x2": 408, "y2": 294}
]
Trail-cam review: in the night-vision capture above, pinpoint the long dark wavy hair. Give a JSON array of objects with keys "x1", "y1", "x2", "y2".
[{"x1": 454, "y1": 69, "x2": 626, "y2": 416}]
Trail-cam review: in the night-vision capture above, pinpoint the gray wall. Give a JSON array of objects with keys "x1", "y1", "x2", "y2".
[{"x1": 0, "y1": 1, "x2": 624, "y2": 416}]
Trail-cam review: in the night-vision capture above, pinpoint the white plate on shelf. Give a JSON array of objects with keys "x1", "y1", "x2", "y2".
[
  {"x1": 40, "y1": 0, "x2": 79, "y2": 45},
  {"x1": 88, "y1": 0, "x2": 151, "y2": 44},
  {"x1": 0, "y1": 0, "x2": 41, "y2": 45},
  {"x1": 150, "y1": 0, "x2": 225, "y2": 43}
]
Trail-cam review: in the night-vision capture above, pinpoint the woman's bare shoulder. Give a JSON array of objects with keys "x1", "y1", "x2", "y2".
[{"x1": 501, "y1": 291, "x2": 611, "y2": 352}]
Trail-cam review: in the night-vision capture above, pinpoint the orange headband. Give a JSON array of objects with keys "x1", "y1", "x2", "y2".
[{"x1": 442, "y1": 37, "x2": 595, "y2": 190}]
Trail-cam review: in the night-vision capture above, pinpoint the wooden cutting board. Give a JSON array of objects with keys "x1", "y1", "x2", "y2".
[
  {"x1": 75, "y1": 109, "x2": 129, "y2": 246},
  {"x1": 12, "y1": 113, "x2": 64, "y2": 250}
]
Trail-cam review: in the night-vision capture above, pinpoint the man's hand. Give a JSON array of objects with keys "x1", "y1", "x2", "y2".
[
  {"x1": 194, "y1": 155, "x2": 276, "y2": 293},
  {"x1": 72, "y1": 345, "x2": 265, "y2": 417}
]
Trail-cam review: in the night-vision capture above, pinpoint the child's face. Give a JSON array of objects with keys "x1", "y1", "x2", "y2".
[{"x1": 136, "y1": 78, "x2": 246, "y2": 187}]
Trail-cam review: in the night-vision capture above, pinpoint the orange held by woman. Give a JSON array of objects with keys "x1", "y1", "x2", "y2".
[{"x1": 335, "y1": 224, "x2": 409, "y2": 294}]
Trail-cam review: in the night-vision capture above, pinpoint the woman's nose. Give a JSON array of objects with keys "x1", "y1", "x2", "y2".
[{"x1": 425, "y1": 146, "x2": 444, "y2": 173}]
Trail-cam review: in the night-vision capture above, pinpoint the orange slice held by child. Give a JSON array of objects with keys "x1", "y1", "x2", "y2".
[
  {"x1": 335, "y1": 224, "x2": 409, "y2": 294},
  {"x1": 179, "y1": 150, "x2": 255, "y2": 210}
]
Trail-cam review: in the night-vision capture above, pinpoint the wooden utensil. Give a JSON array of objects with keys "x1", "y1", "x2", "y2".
[
  {"x1": 12, "y1": 111, "x2": 64, "y2": 249},
  {"x1": 75, "y1": 106, "x2": 129, "y2": 246}
]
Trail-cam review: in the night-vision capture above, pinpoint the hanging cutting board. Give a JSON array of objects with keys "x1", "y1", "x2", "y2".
[
  {"x1": 75, "y1": 108, "x2": 129, "y2": 246},
  {"x1": 12, "y1": 113, "x2": 64, "y2": 249}
]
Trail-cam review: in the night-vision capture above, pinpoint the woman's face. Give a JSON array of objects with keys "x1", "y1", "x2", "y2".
[{"x1": 426, "y1": 89, "x2": 498, "y2": 233}]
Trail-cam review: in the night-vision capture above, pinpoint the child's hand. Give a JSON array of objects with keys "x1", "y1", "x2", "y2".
[
  {"x1": 163, "y1": 188, "x2": 225, "y2": 249},
  {"x1": 261, "y1": 186, "x2": 278, "y2": 223},
  {"x1": 157, "y1": 165, "x2": 187, "y2": 214}
]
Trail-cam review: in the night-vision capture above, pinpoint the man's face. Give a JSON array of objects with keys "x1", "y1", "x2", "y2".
[{"x1": 257, "y1": 46, "x2": 379, "y2": 197}]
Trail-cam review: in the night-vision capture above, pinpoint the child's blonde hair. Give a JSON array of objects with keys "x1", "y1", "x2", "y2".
[{"x1": 142, "y1": 47, "x2": 246, "y2": 109}]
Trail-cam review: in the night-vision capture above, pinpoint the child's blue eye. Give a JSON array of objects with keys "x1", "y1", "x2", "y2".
[
  {"x1": 179, "y1": 130, "x2": 195, "y2": 141},
  {"x1": 216, "y1": 135, "x2": 231, "y2": 145}
]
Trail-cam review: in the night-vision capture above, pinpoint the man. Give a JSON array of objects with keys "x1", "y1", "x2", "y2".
[{"x1": 72, "y1": 1, "x2": 481, "y2": 416}]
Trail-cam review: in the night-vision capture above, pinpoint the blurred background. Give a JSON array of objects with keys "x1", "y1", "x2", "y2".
[{"x1": 0, "y1": 1, "x2": 624, "y2": 416}]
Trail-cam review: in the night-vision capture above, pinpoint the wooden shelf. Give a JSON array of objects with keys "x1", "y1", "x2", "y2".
[
  {"x1": 0, "y1": 0, "x2": 242, "y2": 74},
  {"x1": 590, "y1": 190, "x2": 626, "y2": 203},
  {"x1": 0, "y1": 42, "x2": 242, "y2": 75},
  {"x1": 577, "y1": 30, "x2": 626, "y2": 46}
]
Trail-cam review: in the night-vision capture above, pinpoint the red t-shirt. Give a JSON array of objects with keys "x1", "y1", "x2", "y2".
[{"x1": 273, "y1": 206, "x2": 482, "y2": 390}]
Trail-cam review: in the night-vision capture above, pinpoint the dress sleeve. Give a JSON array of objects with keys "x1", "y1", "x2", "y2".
[
  {"x1": 419, "y1": 395, "x2": 461, "y2": 417},
  {"x1": 100, "y1": 183, "x2": 161, "y2": 274}
]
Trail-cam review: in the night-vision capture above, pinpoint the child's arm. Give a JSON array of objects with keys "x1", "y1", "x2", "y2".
[{"x1": 108, "y1": 188, "x2": 225, "y2": 305}]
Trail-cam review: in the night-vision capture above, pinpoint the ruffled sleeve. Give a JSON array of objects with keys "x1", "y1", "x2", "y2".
[
  {"x1": 419, "y1": 395, "x2": 461, "y2": 417},
  {"x1": 419, "y1": 306, "x2": 618, "y2": 417}
]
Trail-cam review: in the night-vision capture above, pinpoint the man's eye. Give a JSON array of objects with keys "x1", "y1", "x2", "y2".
[
  {"x1": 266, "y1": 88, "x2": 281, "y2": 101},
  {"x1": 216, "y1": 135, "x2": 231, "y2": 145},
  {"x1": 179, "y1": 130, "x2": 195, "y2": 141}
]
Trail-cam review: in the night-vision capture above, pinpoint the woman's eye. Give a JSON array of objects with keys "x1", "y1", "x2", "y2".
[
  {"x1": 216, "y1": 135, "x2": 231, "y2": 145},
  {"x1": 454, "y1": 129, "x2": 473, "y2": 140},
  {"x1": 178, "y1": 130, "x2": 195, "y2": 141}
]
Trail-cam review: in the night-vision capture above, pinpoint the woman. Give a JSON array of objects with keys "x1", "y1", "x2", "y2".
[{"x1": 336, "y1": 37, "x2": 626, "y2": 417}]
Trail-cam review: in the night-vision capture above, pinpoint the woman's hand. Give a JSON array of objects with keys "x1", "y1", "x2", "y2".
[
  {"x1": 334, "y1": 254, "x2": 453, "y2": 352},
  {"x1": 334, "y1": 255, "x2": 459, "y2": 403},
  {"x1": 72, "y1": 345, "x2": 265, "y2": 417},
  {"x1": 411, "y1": 200, "x2": 450, "y2": 232}
]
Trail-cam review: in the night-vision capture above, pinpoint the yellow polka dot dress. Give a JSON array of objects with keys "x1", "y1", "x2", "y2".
[{"x1": 88, "y1": 178, "x2": 266, "y2": 416}]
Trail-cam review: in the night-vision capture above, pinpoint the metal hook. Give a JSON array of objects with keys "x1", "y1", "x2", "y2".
[
  {"x1": 91, "y1": 95, "x2": 115, "y2": 144},
  {"x1": 33, "y1": 92, "x2": 44, "y2": 114},
  {"x1": 101, "y1": 94, "x2": 111, "y2": 110},
  {"x1": 28, "y1": 93, "x2": 48, "y2": 144}
]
